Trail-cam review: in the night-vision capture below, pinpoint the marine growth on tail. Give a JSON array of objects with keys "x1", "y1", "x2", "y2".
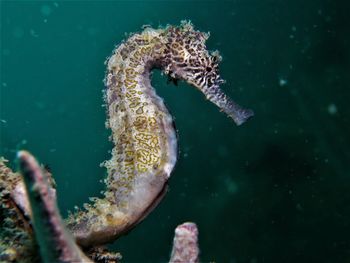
[{"x1": 67, "y1": 21, "x2": 253, "y2": 247}]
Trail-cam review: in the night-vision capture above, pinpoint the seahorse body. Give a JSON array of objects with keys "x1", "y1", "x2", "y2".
[{"x1": 67, "y1": 21, "x2": 253, "y2": 247}]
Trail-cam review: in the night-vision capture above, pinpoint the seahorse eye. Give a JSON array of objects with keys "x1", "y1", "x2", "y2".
[{"x1": 206, "y1": 67, "x2": 212, "y2": 72}]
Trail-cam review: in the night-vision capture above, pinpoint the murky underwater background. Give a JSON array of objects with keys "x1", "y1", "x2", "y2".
[{"x1": 1, "y1": 0, "x2": 349, "y2": 262}]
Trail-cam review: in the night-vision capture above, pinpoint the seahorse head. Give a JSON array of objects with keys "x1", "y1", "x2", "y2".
[
  {"x1": 162, "y1": 21, "x2": 224, "y2": 91},
  {"x1": 159, "y1": 21, "x2": 253, "y2": 125}
]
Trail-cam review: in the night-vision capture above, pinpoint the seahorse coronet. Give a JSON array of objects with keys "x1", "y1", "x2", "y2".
[{"x1": 67, "y1": 21, "x2": 253, "y2": 247}]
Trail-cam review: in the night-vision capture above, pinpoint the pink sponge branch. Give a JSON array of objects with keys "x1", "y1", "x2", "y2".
[{"x1": 169, "y1": 222, "x2": 199, "y2": 263}]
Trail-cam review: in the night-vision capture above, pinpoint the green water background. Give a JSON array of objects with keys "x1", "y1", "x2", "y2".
[{"x1": 1, "y1": 0, "x2": 349, "y2": 262}]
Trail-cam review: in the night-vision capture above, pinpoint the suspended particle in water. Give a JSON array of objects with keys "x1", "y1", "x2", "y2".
[
  {"x1": 30, "y1": 29, "x2": 39, "y2": 38},
  {"x1": 327, "y1": 103, "x2": 337, "y2": 115},
  {"x1": 40, "y1": 5, "x2": 52, "y2": 16},
  {"x1": 279, "y1": 78, "x2": 288, "y2": 87},
  {"x1": 224, "y1": 176, "x2": 238, "y2": 194}
]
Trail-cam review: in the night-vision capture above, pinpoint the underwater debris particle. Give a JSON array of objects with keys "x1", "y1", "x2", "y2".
[
  {"x1": 224, "y1": 176, "x2": 238, "y2": 194},
  {"x1": 40, "y1": 5, "x2": 52, "y2": 16},
  {"x1": 279, "y1": 78, "x2": 288, "y2": 87},
  {"x1": 327, "y1": 103, "x2": 337, "y2": 115},
  {"x1": 30, "y1": 29, "x2": 39, "y2": 38}
]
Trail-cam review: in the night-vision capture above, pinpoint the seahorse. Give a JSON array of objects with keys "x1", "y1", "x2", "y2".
[{"x1": 67, "y1": 21, "x2": 253, "y2": 247}]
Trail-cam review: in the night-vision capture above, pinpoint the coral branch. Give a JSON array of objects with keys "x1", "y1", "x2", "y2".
[
  {"x1": 0, "y1": 158, "x2": 38, "y2": 262},
  {"x1": 17, "y1": 150, "x2": 92, "y2": 263}
]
